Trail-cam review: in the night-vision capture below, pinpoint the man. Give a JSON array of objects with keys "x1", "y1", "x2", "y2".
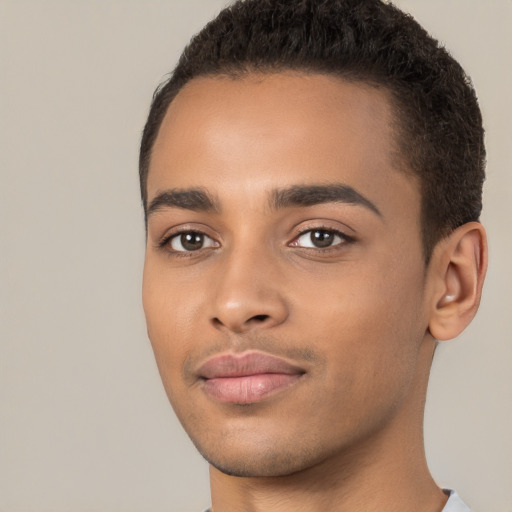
[{"x1": 139, "y1": 0, "x2": 487, "y2": 510}]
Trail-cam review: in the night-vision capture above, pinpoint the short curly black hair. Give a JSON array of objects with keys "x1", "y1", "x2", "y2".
[{"x1": 139, "y1": 0, "x2": 485, "y2": 262}]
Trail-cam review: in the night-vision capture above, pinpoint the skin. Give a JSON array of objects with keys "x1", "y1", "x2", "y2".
[{"x1": 142, "y1": 73, "x2": 487, "y2": 512}]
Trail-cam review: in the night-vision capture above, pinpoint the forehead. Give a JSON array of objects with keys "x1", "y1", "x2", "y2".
[{"x1": 148, "y1": 72, "x2": 418, "y2": 219}]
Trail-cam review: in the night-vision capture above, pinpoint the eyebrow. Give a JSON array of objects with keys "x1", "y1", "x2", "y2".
[
  {"x1": 147, "y1": 188, "x2": 219, "y2": 216},
  {"x1": 270, "y1": 184, "x2": 381, "y2": 217},
  {"x1": 146, "y1": 183, "x2": 381, "y2": 219}
]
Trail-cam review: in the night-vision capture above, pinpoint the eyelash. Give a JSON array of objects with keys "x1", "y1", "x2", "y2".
[{"x1": 158, "y1": 226, "x2": 355, "y2": 257}]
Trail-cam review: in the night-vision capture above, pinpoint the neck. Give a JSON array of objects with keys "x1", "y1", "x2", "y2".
[{"x1": 209, "y1": 337, "x2": 447, "y2": 512}]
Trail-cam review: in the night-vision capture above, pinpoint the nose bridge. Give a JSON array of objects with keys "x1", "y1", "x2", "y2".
[{"x1": 210, "y1": 237, "x2": 288, "y2": 333}]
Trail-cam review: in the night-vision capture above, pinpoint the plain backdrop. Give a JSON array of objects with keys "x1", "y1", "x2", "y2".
[{"x1": 1, "y1": 1, "x2": 511, "y2": 511}]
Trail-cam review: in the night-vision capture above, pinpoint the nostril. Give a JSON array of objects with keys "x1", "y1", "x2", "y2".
[
  {"x1": 251, "y1": 314, "x2": 270, "y2": 322},
  {"x1": 211, "y1": 314, "x2": 269, "y2": 327},
  {"x1": 211, "y1": 309, "x2": 284, "y2": 332}
]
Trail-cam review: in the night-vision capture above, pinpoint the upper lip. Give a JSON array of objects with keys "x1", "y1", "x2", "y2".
[{"x1": 197, "y1": 351, "x2": 306, "y2": 379}]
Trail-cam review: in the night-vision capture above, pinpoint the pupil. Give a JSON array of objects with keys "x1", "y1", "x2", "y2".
[
  {"x1": 311, "y1": 230, "x2": 334, "y2": 248},
  {"x1": 181, "y1": 232, "x2": 203, "y2": 251}
]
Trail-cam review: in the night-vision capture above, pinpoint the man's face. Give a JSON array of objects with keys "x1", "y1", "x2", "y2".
[{"x1": 143, "y1": 73, "x2": 431, "y2": 477}]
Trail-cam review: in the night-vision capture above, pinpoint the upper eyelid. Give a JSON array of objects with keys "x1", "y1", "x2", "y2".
[
  {"x1": 290, "y1": 229, "x2": 353, "y2": 246},
  {"x1": 289, "y1": 216, "x2": 356, "y2": 233},
  {"x1": 295, "y1": 228, "x2": 346, "y2": 238},
  {"x1": 290, "y1": 224, "x2": 354, "y2": 242},
  {"x1": 157, "y1": 225, "x2": 219, "y2": 246}
]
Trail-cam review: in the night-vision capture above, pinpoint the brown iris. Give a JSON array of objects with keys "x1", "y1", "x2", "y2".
[
  {"x1": 180, "y1": 232, "x2": 204, "y2": 251},
  {"x1": 310, "y1": 230, "x2": 336, "y2": 248}
]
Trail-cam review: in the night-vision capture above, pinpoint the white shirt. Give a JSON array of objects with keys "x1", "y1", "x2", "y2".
[{"x1": 443, "y1": 489, "x2": 471, "y2": 511}]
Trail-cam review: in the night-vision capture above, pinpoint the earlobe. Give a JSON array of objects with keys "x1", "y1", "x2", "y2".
[{"x1": 428, "y1": 222, "x2": 487, "y2": 341}]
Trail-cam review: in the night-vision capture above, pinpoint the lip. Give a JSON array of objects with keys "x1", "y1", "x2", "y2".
[{"x1": 197, "y1": 351, "x2": 305, "y2": 404}]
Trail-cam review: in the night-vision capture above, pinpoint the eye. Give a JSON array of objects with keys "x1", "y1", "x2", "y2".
[
  {"x1": 291, "y1": 228, "x2": 349, "y2": 249},
  {"x1": 167, "y1": 231, "x2": 218, "y2": 252}
]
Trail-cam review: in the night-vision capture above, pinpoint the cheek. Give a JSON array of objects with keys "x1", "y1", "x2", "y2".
[
  {"x1": 142, "y1": 261, "x2": 200, "y2": 390},
  {"x1": 302, "y1": 261, "x2": 427, "y2": 385},
  {"x1": 143, "y1": 255, "x2": 202, "y2": 333}
]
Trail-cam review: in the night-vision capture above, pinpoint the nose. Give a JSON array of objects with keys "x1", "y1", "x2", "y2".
[{"x1": 210, "y1": 247, "x2": 289, "y2": 334}]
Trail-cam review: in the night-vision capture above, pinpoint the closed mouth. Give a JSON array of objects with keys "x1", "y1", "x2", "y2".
[{"x1": 197, "y1": 351, "x2": 306, "y2": 404}]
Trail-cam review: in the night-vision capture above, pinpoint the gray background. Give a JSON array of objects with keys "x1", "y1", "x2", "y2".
[{"x1": 1, "y1": 1, "x2": 511, "y2": 511}]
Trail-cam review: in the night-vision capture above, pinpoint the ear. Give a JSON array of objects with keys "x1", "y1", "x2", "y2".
[{"x1": 427, "y1": 222, "x2": 487, "y2": 341}]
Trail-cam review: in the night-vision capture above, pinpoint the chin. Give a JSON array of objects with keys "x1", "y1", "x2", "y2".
[
  {"x1": 204, "y1": 455, "x2": 309, "y2": 478},
  {"x1": 195, "y1": 439, "x2": 326, "y2": 478}
]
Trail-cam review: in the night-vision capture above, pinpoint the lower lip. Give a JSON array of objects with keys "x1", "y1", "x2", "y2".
[{"x1": 202, "y1": 373, "x2": 302, "y2": 404}]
